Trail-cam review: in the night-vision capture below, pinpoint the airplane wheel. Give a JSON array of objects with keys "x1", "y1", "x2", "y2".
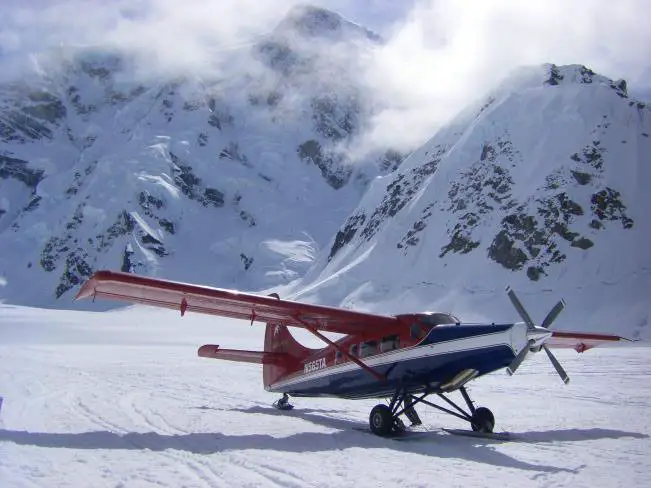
[
  {"x1": 471, "y1": 407, "x2": 495, "y2": 433},
  {"x1": 369, "y1": 404, "x2": 394, "y2": 437}
]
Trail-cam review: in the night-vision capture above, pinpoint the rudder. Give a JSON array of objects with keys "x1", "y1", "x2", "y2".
[{"x1": 263, "y1": 324, "x2": 313, "y2": 389}]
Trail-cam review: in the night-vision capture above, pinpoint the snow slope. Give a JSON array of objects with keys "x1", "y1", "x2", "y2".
[
  {"x1": 0, "y1": 304, "x2": 649, "y2": 487},
  {"x1": 297, "y1": 64, "x2": 651, "y2": 340}
]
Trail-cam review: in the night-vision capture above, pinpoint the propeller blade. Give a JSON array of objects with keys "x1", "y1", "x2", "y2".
[
  {"x1": 506, "y1": 286, "x2": 535, "y2": 329},
  {"x1": 541, "y1": 299, "x2": 566, "y2": 329},
  {"x1": 506, "y1": 344, "x2": 529, "y2": 376},
  {"x1": 543, "y1": 345, "x2": 570, "y2": 384}
]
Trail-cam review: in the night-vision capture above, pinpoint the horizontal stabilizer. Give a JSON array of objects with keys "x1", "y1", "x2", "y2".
[{"x1": 197, "y1": 345, "x2": 290, "y2": 365}]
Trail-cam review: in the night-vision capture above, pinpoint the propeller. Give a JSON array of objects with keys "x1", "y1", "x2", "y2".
[
  {"x1": 505, "y1": 286, "x2": 570, "y2": 384},
  {"x1": 543, "y1": 344, "x2": 570, "y2": 384},
  {"x1": 505, "y1": 340, "x2": 531, "y2": 376},
  {"x1": 541, "y1": 299, "x2": 566, "y2": 329}
]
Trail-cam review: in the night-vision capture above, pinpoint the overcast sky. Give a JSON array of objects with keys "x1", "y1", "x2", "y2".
[{"x1": 1, "y1": 0, "x2": 649, "y2": 151}]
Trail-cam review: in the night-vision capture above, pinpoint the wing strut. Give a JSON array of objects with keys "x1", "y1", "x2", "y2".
[{"x1": 291, "y1": 314, "x2": 386, "y2": 382}]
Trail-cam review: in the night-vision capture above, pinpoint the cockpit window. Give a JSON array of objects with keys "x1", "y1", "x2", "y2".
[
  {"x1": 419, "y1": 312, "x2": 459, "y2": 326},
  {"x1": 360, "y1": 340, "x2": 377, "y2": 358},
  {"x1": 335, "y1": 350, "x2": 343, "y2": 364}
]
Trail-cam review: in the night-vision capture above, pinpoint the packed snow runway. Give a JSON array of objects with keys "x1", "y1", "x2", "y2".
[{"x1": 0, "y1": 305, "x2": 649, "y2": 487}]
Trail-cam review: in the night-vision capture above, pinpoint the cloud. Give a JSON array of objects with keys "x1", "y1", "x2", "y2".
[
  {"x1": 356, "y1": 0, "x2": 651, "y2": 154},
  {"x1": 0, "y1": 0, "x2": 302, "y2": 80},
  {"x1": 1, "y1": 0, "x2": 648, "y2": 156}
]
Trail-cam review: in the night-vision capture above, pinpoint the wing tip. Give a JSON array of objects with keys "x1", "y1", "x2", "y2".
[
  {"x1": 75, "y1": 278, "x2": 96, "y2": 300},
  {"x1": 198, "y1": 344, "x2": 220, "y2": 357},
  {"x1": 74, "y1": 269, "x2": 120, "y2": 300}
]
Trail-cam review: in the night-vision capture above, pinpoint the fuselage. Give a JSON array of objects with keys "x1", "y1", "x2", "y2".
[{"x1": 266, "y1": 316, "x2": 527, "y2": 399}]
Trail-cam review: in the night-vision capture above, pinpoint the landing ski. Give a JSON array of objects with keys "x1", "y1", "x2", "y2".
[
  {"x1": 352, "y1": 426, "x2": 432, "y2": 441},
  {"x1": 353, "y1": 426, "x2": 511, "y2": 442},
  {"x1": 442, "y1": 428, "x2": 511, "y2": 441}
]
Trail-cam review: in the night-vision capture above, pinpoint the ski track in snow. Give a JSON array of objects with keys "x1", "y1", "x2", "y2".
[{"x1": 0, "y1": 306, "x2": 649, "y2": 487}]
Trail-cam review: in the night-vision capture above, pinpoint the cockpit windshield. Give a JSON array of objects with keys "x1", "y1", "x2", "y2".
[{"x1": 418, "y1": 312, "x2": 459, "y2": 326}]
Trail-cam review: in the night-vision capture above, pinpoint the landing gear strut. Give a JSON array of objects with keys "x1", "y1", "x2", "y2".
[
  {"x1": 272, "y1": 393, "x2": 294, "y2": 411},
  {"x1": 368, "y1": 386, "x2": 494, "y2": 437}
]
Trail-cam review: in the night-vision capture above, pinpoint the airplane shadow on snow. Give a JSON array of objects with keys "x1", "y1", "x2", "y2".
[{"x1": 1, "y1": 405, "x2": 647, "y2": 475}]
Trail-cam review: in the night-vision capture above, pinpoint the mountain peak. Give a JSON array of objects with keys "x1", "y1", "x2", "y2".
[
  {"x1": 485, "y1": 64, "x2": 631, "y2": 108},
  {"x1": 544, "y1": 64, "x2": 627, "y2": 95},
  {"x1": 274, "y1": 4, "x2": 382, "y2": 43}
]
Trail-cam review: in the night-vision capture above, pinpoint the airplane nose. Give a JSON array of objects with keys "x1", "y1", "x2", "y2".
[
  {"x1": 509, "y1": 322, "x2": 552, "y2": 353},
  {"x1": 526, "y1": 326, "x2": 553, "y2": 348}
]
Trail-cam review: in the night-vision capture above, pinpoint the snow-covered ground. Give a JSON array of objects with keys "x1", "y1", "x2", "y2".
[{"x1": 1, "y1": 304, "x2": 649, "y2": 487}]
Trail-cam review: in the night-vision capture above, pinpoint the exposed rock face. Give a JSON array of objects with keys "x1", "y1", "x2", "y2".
[
  {"x1": 0, "y1": 155, "x2": 44, "y2": 188},
  {"x1": 297, "y1": 140, "x2": 352, "y2": 189}
]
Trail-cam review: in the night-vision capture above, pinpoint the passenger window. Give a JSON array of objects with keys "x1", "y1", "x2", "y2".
[
  {"x1": 380, "y1": 334, "x2": 399, "y2": 352},
  {"x1": 360, "y1": 340, "x2": 377, "y2": 358},
  {"x1": 335, "y1": 350, "x2": 343, "y2": 364},
  {"x1": 349, "y1": 344, "x2": 358, "y2": 357}
]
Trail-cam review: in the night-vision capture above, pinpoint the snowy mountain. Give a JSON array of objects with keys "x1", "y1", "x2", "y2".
[
  {"x1": 295, "y1": 64, "x2": 651, "y2": 339},
  {"x1": 0, "y1": 3, "x2": 649, "y2": 342},
  {"x1": 0, "y1": 6, "x2": 403, "y2": 307}
]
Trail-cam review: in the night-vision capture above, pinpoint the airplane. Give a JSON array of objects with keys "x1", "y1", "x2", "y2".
[{"x1": 76, "y1": 270, "x2": 627, "y2": 437}]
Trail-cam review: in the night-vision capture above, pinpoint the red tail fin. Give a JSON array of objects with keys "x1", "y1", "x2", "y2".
[{"x1": 263, "y1": 324, "x2": 314, "y2": 388}]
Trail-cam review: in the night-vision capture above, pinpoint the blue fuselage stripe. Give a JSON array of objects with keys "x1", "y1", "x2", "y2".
[{"x1": 269, "y1": 324, "x2": 516, "y2": 399}]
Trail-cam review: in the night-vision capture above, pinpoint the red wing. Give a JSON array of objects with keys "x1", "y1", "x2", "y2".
[
  {"x1": 76, "y1": 270, "x2": 400, "y2": 335},
  {"x1": 547, "y1": 331, "x2": 628, "y2": 353}
]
